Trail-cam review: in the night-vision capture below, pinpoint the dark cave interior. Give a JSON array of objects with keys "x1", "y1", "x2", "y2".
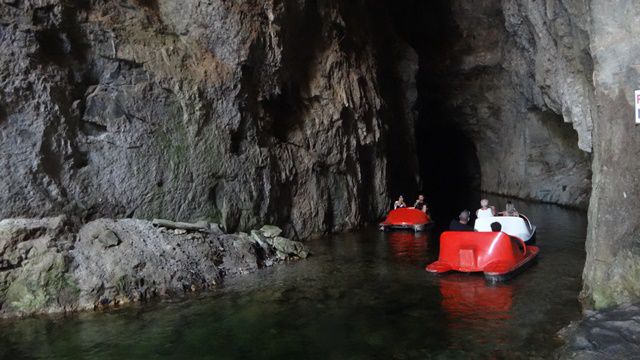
[{"x1": 385, "y1": 0, "x2": 482, "y2": 225}]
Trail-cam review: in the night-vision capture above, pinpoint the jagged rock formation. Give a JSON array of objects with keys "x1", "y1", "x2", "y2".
[
  {"x1": 390, "y1": 0, "x2": 640, "y2": 313},
  {"x1": 0, "y1": 216, "x2": 309, "y2": 318},
  {"x1": 444, "y1": 0, "x2": 640, "y2": 314},
  {"x1": 0, "y1": 0, "x2": 418, "y2": 238},
  {"x1": 405, "y1": 0, "x2": 593, "y2": 208},
  {"x1": 581, "y1": 0, "x2": 640, "y2": 310}
]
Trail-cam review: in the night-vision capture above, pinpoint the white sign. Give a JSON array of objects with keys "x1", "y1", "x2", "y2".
[{"x1": 636, "y1": 90, "x2": 640, "y2": 124}]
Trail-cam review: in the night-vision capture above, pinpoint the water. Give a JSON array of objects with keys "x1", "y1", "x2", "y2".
[{"x1": 0, "y1": 200, "x2": 586, "y2": 359}]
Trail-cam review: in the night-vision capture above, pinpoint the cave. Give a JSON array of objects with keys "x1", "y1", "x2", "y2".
[
  {"x1": 2, "y1": 1, "x2": 640, "y2": 356},
  {"x1": 383, "y1": 0, "x2": 592, "y2": 224}
]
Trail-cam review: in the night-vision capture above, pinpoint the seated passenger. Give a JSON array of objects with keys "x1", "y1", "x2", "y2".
[
  {"x1": 476, "y1": 198, "x2": 496, "y2": 219},
  {"x1": 449, "y1": 210, "x2": 474, "y2": 231},
  {"x1": 393, "y1": 195, "x2": 406, "y2": 210},
  {"x1": 413, "y1": 194, "x2": 429, "y2": 213},
  {"x1": 490, "y1": 222, "x2": 502, "y2": 232},
  {"x1": 498, "y1": 201, "x2": 519, "y2": 217}
]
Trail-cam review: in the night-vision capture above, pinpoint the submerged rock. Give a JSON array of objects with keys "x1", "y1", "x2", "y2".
[{"x1": 0, "y1": 217, "x2": 310, "y2": 318}]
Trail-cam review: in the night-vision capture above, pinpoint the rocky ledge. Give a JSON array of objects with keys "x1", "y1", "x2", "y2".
[
  {"x1": 557, "y1": 305, "x2": 640, "y2": 359},
  {"x1": 0, "y1": 216, "x2": 309, "y2": 318}
]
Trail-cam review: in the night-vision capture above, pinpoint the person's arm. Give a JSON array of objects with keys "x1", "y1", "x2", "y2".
[{"x1": 491, "y1": 206, "x2": 496, "y2": 215}]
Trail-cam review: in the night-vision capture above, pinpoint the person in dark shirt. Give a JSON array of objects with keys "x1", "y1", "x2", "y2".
[
  {"x1": 449, "y1": 210, "x2": 474, "y2": 231},
  {"x1": 413, "y1": 194, "x2": 428, "y2": 213}
]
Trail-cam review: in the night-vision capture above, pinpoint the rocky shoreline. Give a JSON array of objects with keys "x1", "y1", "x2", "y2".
[
  {"x1": 557, "y1": 305, "x2": 640, "y2": 359},
  {"x1": 0, "y1": 216, "x2": 309, "y2": 319}
]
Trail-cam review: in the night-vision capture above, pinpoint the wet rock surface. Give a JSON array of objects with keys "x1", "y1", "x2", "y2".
[
  {"x1": 558, "y1": 305, "x2": 640, "y2": 360},
  {"x1": 0, "y1": 216, "x2": 309, "y2": 318}
]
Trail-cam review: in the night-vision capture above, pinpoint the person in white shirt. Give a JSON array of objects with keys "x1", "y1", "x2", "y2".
[
  {"x1": 393, "y1": 196, "x2": 407, "y2": 210},
  {"x1": 476, "y1": 198, "x2": 496, "y2": 219}
]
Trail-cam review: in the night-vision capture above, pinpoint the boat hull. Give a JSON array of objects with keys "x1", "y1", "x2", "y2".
[
  {"x1": 426, "y1": 231, "x2": 538, "y2": 281},
  {"x1": 379, "y1": 208, "x2": 432, "y2": 232}
]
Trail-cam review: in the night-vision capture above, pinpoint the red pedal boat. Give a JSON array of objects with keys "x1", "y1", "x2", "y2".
[
  {"x1": 379, "y1": 208, "x2": 433, "y2": 232},
  {"x1": 426, "y1": 231, "x2": 539, "y2": 281}
]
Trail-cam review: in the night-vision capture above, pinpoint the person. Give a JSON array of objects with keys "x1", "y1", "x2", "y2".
[
  {"x1": 413, "y1": 194, "x2": 428, "y2": 213},
  {"x1": 393, "y1": 195, "x2": 406, "y2": 210},
  {"x1": 449, "y1": 210, "x2": 474, "y2": 231},
  {"x1": 476, "y1": 198, "x2": 496, "y2": 219},
  {"x1": 490, "y1": 222, "x2": 502, "y2": 232},
  {"x1": 498, "y1": 201, "x2": 519, "y2": 216}
]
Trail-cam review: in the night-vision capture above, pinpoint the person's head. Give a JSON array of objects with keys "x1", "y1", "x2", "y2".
[
  {"x1": 506, "y1": 201, "x2": 515, "y2": 212},
  {"x1": 418, "y1": 194, "x2": 424, "y2": 201},
  {"x1": 459, "y1": 210, "x2": 470, "y2": 224},
  {"x1": 480, "y1": 199, "x2": 489, "y2": 208},
  {"x1": 398, "y1": 195, "x2": 404, "y2": 202},
  {"x1": 490, "y1": 222, "x2": 502, "y2": 232}
]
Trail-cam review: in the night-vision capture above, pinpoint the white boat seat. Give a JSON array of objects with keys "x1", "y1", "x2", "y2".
[{"x1": 474, "y1": 216, "x2": 535, "y2": 242}]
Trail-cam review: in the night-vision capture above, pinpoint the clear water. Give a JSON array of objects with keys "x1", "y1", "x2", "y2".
[{"x1": 0, "y1": 200, "x2": 586, "y2": 359}]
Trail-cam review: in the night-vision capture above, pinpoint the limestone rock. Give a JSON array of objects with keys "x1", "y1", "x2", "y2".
[
  {"x1": 577, "y1": 0, "x2": 640, "y2": 310},
  {"x1": 259, "y1": 225, "x2": 283, "y2": 238},
  {"x1": 96, "y1": 230, "x2": 120, "y2": 248},
  {"x1": 0, "y1": 216, "x2": 311, "y2": 318},
  {"x1": 0, "y1": 0, "x2": 418, "y2": 239},
  {"x1": 0, "y1": 216, "x2": 77, "y2": 316},
  {"x1": 266, "y1": 236, "x2": 310, "y2": 259},
  {"x1": 415, "y1": 0, "x2": 594, "y2": 209}
]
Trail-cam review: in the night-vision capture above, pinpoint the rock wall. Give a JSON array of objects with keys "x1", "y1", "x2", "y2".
[
  {"x1": 439, "y1": 0, "x2": 593, "y2": 208},
  {"x1": 581, "y1": 0, "x2": 640, "y2": 309},
  {"x1": 0, "y1": 0, "x2": 418, "y2": 238},
  {"x1": 393, "y1": 0, "x2": 640, "y2": 310},
  {"x1": 446, "y1": 0, "x2": 640, "y2": 310},
  {"x1": 4, "y1": 0, "x2": 640, "y2": 313}
]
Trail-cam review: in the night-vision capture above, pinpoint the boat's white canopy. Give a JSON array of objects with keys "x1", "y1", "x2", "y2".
[{"x1": 474, "y1": 216, "x2": 536, "y2": 242}]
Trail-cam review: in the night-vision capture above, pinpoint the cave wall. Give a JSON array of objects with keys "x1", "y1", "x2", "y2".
[
  {"x1": 5, "y1": 0, "x2": 640, "y2": 311},
  {"x1": 446, "y1": 0, "x2": 640, "y2": 310},
  {"x1": 582, "y1": 0, "x2": 640, "y2": 309},
  {"x1": 0, "y1": 0, "x2": 418, "y2": 238},
  {"x1": 440, "y1": 0, "x2": 593, "y2": 209}
]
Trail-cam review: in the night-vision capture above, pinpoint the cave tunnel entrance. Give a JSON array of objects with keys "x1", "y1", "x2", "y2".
[
  {"x1": 385, "y1": 0, "x2": 482, "y2": 227},
  {"x1": 417, "y1": 121, "x2": 481, "y2": 227}
]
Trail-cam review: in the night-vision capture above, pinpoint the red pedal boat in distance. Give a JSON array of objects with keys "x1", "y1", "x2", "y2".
[
  {"x1": 426, "y1": 231, "x2": 539, "y2": 281},
  {"x1": 379, "y1": 208, "x2": 433, "y2": 232}
]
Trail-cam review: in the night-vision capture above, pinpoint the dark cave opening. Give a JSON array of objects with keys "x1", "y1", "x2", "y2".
[
  {"x1": 385, "y1": 0, "x2": 482, "y2": 226},
  {"x1": 417, "y1": 122, "x2": 481, "y2": 227}
]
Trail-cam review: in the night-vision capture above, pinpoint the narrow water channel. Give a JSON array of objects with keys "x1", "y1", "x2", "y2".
[{"x1": 0, "y1": 199, "x2": 586, "y2": 359}]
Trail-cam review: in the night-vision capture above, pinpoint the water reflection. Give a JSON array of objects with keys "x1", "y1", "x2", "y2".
[
  {"x1": 386, "y1": 231, "x2": 430, "y2": 264},
  {"x1": 439, "y1": 274, "x2": 513, "y2": 322}
]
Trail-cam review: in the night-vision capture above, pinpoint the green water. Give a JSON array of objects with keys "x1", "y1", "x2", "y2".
[{"x1": 0, "y1": 200, "x2": 586, "y2": 359}]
